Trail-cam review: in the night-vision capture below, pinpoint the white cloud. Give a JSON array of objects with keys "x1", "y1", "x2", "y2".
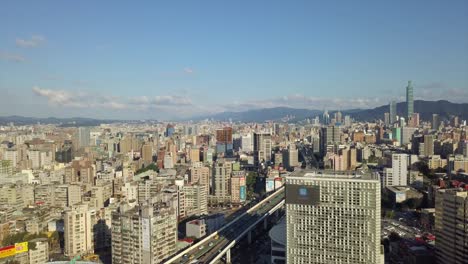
[
  {"x1": 183, "y1": 67, "x2": 194, "y2": 74},
  {"x1": 0, "y1": 51, "x2": 26, "y2": 62},
  {"x1": 32, "y1": 86, "x2": 193, "y2": 112},
  {"x1": 16, "y1": 35, "x2": 45, "y2": 48}
]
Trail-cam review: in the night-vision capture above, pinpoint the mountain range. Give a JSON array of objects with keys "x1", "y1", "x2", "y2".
[
  {"x1": 1, "y1": 100, "x2": 467, "y2": 125},
  {"x1": 194, "y1": 100, "x2": 468, "y2": 122}
]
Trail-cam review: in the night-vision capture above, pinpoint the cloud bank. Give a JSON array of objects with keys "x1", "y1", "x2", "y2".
[{"x1": 16, "y1": 35, "x2": 46, "y2": 48}]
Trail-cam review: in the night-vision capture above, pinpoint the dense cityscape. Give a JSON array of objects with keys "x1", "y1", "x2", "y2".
[
  {"x1": 1, "y1": 1, "x2": 468, "y2": 264},
  {"x1": 0, "y1": 81, "x2": 467, "y2": 264}
]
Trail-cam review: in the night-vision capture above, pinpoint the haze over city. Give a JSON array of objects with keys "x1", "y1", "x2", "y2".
[{"x1": 1, "y1": 1, "x2": 468, "y2": 119}]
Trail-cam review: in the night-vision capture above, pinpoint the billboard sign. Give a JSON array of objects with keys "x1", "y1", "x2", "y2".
[
  {"x1": 14, "y1": 242, "x2": 28, "y2": 254},
  {"x1": 266, "y1": 179, "x2": 275, "y2": 193},
  {"x1": 285, "y1": 184, "x2": 320, "y2": 206},
  {"x1": 0, "y1": 245, "x2": 15, "y2": 259},
  {"x1": 240, "y1": 186, "x2": 246, "y2": 201}
]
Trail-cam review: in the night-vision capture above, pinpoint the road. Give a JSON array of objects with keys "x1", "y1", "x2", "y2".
[{"x1": 167, "y1": 188, "x2": 285, "y2": 264}]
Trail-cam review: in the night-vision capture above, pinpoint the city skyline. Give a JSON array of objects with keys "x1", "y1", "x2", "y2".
[{"x1": 1, "y1": 1, "x2": 468, "y2": 119}]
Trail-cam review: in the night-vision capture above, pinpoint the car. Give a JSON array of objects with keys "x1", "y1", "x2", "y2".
[
  {"x1": 198, "y1": 245, "x2": 204, "y2": 250},
  {"x1": 209, "y1": 242, "x2": 214, "y2": 247},
  {"x1": 183, "y1": 254, "x2": 188, "y2": 259}
]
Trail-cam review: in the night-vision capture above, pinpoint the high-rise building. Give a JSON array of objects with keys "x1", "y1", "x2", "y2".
[
  {"x1": 320, "y1": 125, "x2": 341, "y2": 156},
  {"x1": 435, "y1": 189, "x2": 468, "y2": 264},
  {"x1": 282, "y1": 144, "x2": 299, "y2": 170},
  {"x1": 211, "y1": 161, "x2": 232, "y2": 203},
  {"x1": 77, "y1": 127, "x2": 91, "y2": 148},
  {"x1": 141, "y1": 143, "x2": 153, "y2": 163},
  {"x1": 253, "y1": 133, "x2": 272, "y2": 165},
  {"x1": 63, "y1": 203, "x2": 94, "y2": 257},
  {"x1": 432, "y1": 114, "x2": 441, "y2": 130},
  {"x1": 389, "y1": 101, "x2": 397, "y2": 124},
  {"x1": 286, "y1": 171, "x2": 383, "y2": 264},
  {"x1": 216, "y1": 127, "x2": 233, "y2": 156},
  {"x1": 424, "y1": 135, "x2": 435, "y2": 156},
  {"x1": 406, "y1": 80, "x2": 414, "y2": 119},
  {"x1": 182, "y1": 184, "x2": 208, "y2": 216},
  {"x1": 384, "y1": 112, "x2": 390, "y2": 125},
  {"x1": 111, "y1": 200, "x2": 177, "y2": 264},
  {"x1": 383, "y1": 153, "x2": 408, "y2": 187},
  {"x1": 241, "y1": 133, "x2": 253, "y2": 152}
]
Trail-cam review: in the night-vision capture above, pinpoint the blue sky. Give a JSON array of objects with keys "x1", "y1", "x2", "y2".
[{"x1": 1, "y1": 0, "x2": 467, "y2": 120}]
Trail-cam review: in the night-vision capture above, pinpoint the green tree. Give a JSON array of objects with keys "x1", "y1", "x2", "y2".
[{"x1": 136, "y1": 163, "x2": 159, "y2": 174}]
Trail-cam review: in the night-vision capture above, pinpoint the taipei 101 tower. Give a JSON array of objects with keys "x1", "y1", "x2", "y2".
[{"x1": 406, "y1": 80, "x2": 414, "y2": 119}]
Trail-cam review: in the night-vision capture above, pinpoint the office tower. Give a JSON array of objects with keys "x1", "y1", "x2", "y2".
[
  {"x1": 406, "y1": 80, "x2": 414, "y2": 119},
  {"x1": 111, "y1": 200, "x2": 177, "y2": 264},
  {"x1": 286, "y1": 171, "x2": 382, "y2": 264},
  {"x1": 63, "y1": 203, "x2": 94, "y2": 257},
  {"x1": 432, "y1": 114, "x2": 440, "y2": 130},
  {"x1": 384, "y1": 112, "x2": 390, "y2": 125},
  {"x1": 322, "y1": 110, "x2": 330, "y2": 125},
  {"x1": 344, "y1": 115, "x2": 352, "y2": 127},
  {"x1": 383, "y1": 153, "x2": 408, "y2": 187},
  {"x1": 182, "y1": 184, "x2": 208, "y2": 216},
  {"x1": 211, "y1": 162, "x2": 232, "y2": 203},
  {"x1": 334, "y1": 111, "x2": 342, "y2": 124},
  {"x1": 401, "y1": 127, "x2": 417, "y2": 145},
  {"x1": 424, "y1": 135, "x2": 435, "y2": 156},
  {"x1": 253, "y1": 133, "x2": 272, "y2": 165},
  {"x1": 389, "y1": 101, "x2": 397, "y2": 124},
  {"x1": 166, "y1": 124, "x2": 175, "y2": 137},
  {"x1": 141, "y1": 143, "x2": 153, "y2": 163},
  {"x1": 216, "y1": 127, "x2": 233, "y2": 156},
  {"x1": 320, "y1": 125, "x2": 341, "y2": 156},
  {"x1": 435, "y1": 189, "x2": 468, "y2": 264},
  {"x1": 241, "y1": 133, "x2": 253, "y2": 152},
  {"x1": 282, "y1": 144, "x2": 299, "y2": 170},
  {"x1": 77, "y1": 127, "x2": 91, "y2": 148}
]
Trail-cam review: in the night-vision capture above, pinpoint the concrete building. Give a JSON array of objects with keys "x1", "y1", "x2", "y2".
[
  {"x1": 286, "y1": 171, "x2": 383, "y2": 264},
  {"x1": 186, "y1": 219, "x2": 207, "y2": 239},
  {"x1": 182, "y1": 184, "x2": 208, "y2": 217},
  {"x1": 384, "y1": 153, "x2": 408, "y2": 187},
  {"x1": 28, "y1": 238, "x2": 49, "y2": 264},
  {"x1": 77, "y1": 127, "x2": 91, "y2": 148},
  {"x1": 253, "y1": 133, "x2": 272, "y2": 165},
  {"x1": 282, "y1": 144, "x2": 299, "y2": 170},
  {"x1": 211, "y1": 161, "x2": 232, "y2": 204},
  {"x1": 141, "y1": 143, "x2": 153, "y2": 163},
  {"x1": 435, "y1": 189, "x2": 468, "y2": 264},
  {"x1": 424, "y1": 135, "x2": 435, "y2": 156},
  {"x1": 63, "y1": 203, "x2": 94, "y2": 257},
  {"x1": 111, "y1": 200, "x2": 177, "y2": 264}
]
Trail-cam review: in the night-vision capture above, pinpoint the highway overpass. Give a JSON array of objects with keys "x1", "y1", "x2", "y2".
[{"x1": 164, "y1": 187, "x2": 285, "y2": 264}]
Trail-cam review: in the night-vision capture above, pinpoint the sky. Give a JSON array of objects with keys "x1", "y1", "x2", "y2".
[{"x1": 1, "y1": 0, "x2": 468, "y2": 120}]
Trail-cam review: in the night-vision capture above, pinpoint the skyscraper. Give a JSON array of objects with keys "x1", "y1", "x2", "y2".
[
  {"x1": 389, "y1": 101, "x2": 397, "y2": 124},
  {"x1": 286, "y1": 171, "x2": 383, "y2": 264},
  {"x1": 77, "y1": 127, "x2": 90, "y2": 148},
  {"x1": 432, "y1": 114, "x2": 440, "y2": 130},
  {"x1": 253, "y1": 133, "x2": 272, "y2": 165},
  {"x1": 406, "y1": 80, "x2": 414, "y2": 119},
  {"x1": 435, "y1": 189, "x2": 468, "y2": 264}
]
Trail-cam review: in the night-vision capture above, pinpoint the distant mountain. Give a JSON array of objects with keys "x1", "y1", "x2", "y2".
[
  {"x1": 348, "y1": 100, "x2": 468, "y2": 121},
  {"x1": 0, "y1": 116, "x2": 126, "y2": 126},
  {"x1": 192, "y1": 107, "x2": 322, "y2": 122}
]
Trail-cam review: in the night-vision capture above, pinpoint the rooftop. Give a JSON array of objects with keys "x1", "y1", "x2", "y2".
[{"x1": 287, "y1": 169, "x2": 379, "y2": 181}]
